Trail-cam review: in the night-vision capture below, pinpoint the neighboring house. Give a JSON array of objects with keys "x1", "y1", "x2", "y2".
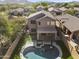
[
  {"x1": 9, "y1": 8, "x2": 30, "y2": 17},
  {"x1": 48, "y1": 7, "x2": 54, "y2": 12},
  {"x1": 59, "y1": 7, "x2": 67, "y2": 12},
  {"x1": 36, "y1": 5, "x2": 45, "y2": 11},
  {"x1": 74, "y1": 7, "x2": 79, "y2": 11},
  {"x1": 56, "y1": 14, "x2": 79, "y2": 59},
  {"x1": 75, "y1": 12, "x2": 79, "y2": 18},
  {"x1": 48, "y1": 7, "x2": 63, "y2": 15},
  {"x1": 27, "y1": 10, "x2": 57, "y2": 48}
]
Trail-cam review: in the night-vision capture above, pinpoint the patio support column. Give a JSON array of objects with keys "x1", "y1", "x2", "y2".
[
  {"x1": 55, "y1": 32, "x2": 57, "y2": 40},
  {"x1": 66, "y1": 29, "x2": 68, "y2": 34},
  {"x1": 37, "y1": 33, "x2": 39, "y2": 40}
]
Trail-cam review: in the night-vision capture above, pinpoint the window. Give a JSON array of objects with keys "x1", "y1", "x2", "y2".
[
  {"x1": 51, "y1": 21, "x2": 54, "y2": 25},
  {"x1": 67, "y1": 30, "x2": 71, "y2": 35},
  {"x1": 31, "y1": 28, "x2": 36, "y2": 32},
  {"x1": 47, "y1": 21, "x2": 50, "y2": 25},
  {"x1": 47, "y1": 33, "x2": 52, "y2": 36},
  {"x1": 47, "y1": 21, "x2": 54, "y2": 25},
  {"x1": 31, "y1": 20, "x2": 36, "y2": 24},
  {"x1": 41, "y1": 33, "x2": 46, "y2": 36},
  {"x1": 39, "y1": 22, "x2": 41, "y2": 25}
]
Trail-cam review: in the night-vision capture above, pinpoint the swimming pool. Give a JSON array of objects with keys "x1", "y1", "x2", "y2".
[{"x1": 23, "y1": 46, "x2": 59, "y2": 59}]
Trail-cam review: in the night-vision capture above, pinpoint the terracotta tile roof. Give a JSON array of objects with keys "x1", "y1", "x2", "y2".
[
  {"x1": 56, "y1": 14, "x2": 79, "y2": 32},
  {"x1": 63, "y1": 16, "x2": 79, "y2": 32}
]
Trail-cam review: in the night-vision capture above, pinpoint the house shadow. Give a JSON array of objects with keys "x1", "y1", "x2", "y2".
[{"x1": 56, "y1": 40, "x2": 73, "y2": 59}]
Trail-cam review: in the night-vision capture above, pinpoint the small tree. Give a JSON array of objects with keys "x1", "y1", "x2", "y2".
[{"x1": 32, "y1": 2, "x2": 48, "y2": 9}]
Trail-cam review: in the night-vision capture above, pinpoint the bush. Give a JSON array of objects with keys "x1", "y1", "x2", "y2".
[{"x1": 65, "y1": 9, "x2": 77, "y2": 15}]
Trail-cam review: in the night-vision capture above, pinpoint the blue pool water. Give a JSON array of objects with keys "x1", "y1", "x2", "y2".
[{"x1": 23, "y1": 46, "x2": 59, "y2": 59}]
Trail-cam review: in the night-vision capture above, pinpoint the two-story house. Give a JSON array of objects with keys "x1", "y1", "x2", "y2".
[
  {"x1": 36, "y1": 5, "x2": 45, "y2": 11},
  {"x1": 59, "y1": 7, "x2": 67, "y2": 12},
  {"x1": 48, "y1": 7, "x2": 63, "y2": 16},
  {"x1": 27, "y1": 10, "x2": 57, "y2": 48}
]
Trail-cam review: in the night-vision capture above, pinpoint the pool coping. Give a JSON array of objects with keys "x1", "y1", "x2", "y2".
[
  {"x1": 53, "y1": 42, "x2": 62, "y2": 59},
  {"x1": 20, "y1": 42, "x2": 33, "y2": 59},
  {"x1": 20, "y1": 42, "x2": 62, "y2": 59}
]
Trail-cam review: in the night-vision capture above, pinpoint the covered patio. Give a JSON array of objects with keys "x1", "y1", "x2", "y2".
[{"x1": 37, "y1": 27, "x2": 57, "y2": 41}]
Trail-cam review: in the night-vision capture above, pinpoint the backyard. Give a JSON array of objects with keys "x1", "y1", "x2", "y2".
[
  {"x1": 10, "y1": 34, "x2": 73, "y2": 59},
  {"x1": 0, "y1": 2, "x2": 78, "y2": 59}
]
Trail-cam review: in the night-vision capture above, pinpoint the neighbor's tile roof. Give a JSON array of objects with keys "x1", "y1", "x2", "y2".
[
  {"x1": 63, "y1": 16, "x2": 79, "y2": 32},
  {"x1": 59, "y1": 7, "x2": 67, "y2": 11},
  {"x1": 56, "y1": 14, "x2": 79, "y2": 32},
  {"x1": 48, "y1": 7, "x2": 54, "y2": 11},
  {"x1": 56, "y1": 14, "x2": 72, "y2": 22},
  {"x1": 48, "y1": 7, "x2": 62, "y2": 12},
  {"x1": 74, "y1": 7, "x2": 79, "y2": 11}
]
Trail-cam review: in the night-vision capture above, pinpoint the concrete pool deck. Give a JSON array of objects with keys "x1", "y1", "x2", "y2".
[
  {"x1": 20, "y1": 42, "x2": 62, "y2": 59},
  {"x1": 20, "y1": 42, "x2": 33, "y2": 59}
]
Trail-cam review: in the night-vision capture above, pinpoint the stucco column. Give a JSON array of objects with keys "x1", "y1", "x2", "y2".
[
  {"x1": 55, "y1": 32, "x2": 57, "y2": 40},
  {"x1": 66, "y1": 29, "x2": 68, "y2": 34},
  {"x1": 37, "y1": 33, "x2": 39, "y2": 40}
]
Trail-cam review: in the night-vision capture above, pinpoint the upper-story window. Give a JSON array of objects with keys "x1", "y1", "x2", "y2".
[
  {"x1": 39, "y1": 22, "x2": 41, "y2": 25},
  {"x1": 31, "y1": 20, "x2": 36, "y2": 24},
  {"x1": 47, "y1": 21, "x2": 54, "y2": 25},
  {"x1": 51, "y1": 21, "x2": 54, "y2": 25},
  {"x1": 47, "y1": 21, "x2": 50, "y2": 25}
]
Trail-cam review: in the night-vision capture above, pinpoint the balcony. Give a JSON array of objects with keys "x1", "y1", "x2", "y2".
[{"x1": 37, "y1": 27, "x2": 57, "y2": 33}]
